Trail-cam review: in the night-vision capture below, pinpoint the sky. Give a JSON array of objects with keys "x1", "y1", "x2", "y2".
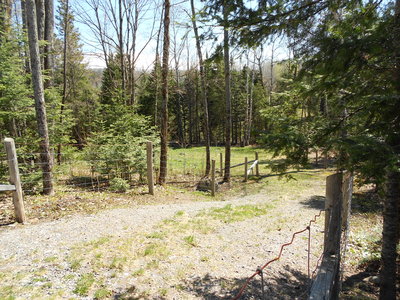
[{"x1": 66, "y1": 0, "x2": 289, "y2": 70}]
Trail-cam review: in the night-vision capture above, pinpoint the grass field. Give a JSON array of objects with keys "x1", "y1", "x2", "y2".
[{"x1": 165, "y1": 146, "x2": 271, "y2": 179}]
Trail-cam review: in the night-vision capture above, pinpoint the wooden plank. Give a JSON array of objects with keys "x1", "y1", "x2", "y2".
[
  {"x1": 4, "y1": 138, "x2": 26, "y2": 223},
  {"x1": 247, "y1": 160, "x2": 258, "y2": 175},
  {"x1": 0, "y1": 184, "x2": 16, "y2": 191},
  {"x1": 325, "y1": 173, "x2": 342, "y2": 255},
  {"x1": 211, "y1": 160, "x2": 216, "y2": 196},
  {"x1": 255, "y1": 152, "x2": 259, "y2": 176},
  {"x1": 341, "y1": 172, "x2": 353, "y2": 229},
  {"x1": 230, "y1": 160, "x2": 256, "y2": 169},
  {"x1": 244, "y1": 157, "x2": 248, "y2": 182},
  {"x1": 146, "y1": 141, "x2": 154, "y2": 195},
  {"x1": 309, "y1": 255, "x2": 339, "y2": 300}
]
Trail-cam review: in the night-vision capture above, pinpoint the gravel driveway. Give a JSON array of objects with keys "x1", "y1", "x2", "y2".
[{"x1": 0, "y1": 174, "x2": 327, "y2": 299}]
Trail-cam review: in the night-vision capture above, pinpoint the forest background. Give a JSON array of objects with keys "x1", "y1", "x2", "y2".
[{"x1": 0, "y1": 0, "x2": 399, "y2": 299}]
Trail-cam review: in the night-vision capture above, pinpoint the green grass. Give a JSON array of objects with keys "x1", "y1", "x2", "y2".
[
  {"x1": 94, "y1": 288, "x2": 112, "y2": 299},
  {"x1": 165, "y1": 146, "x2": 271, "y2": 178},
  {"x1": 199, "y1": 204, "x2": 274, "y2": 223},
  {"x1": 183, "y1": 235, "x2": 197, "y2": 247},
  {"x1": 74, "y1": 273, "x2": 95, "y2": 296}
]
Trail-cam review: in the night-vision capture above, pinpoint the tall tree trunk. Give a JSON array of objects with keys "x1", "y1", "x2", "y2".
[
  {"x1": 380, "y1": 1, "x2": 400, "y2": 298},
  {"x1": 118, "y1": 0, "x2": 125, "y2": 102},
  {"x1": 154, "y1": 5, "x2": 163, "y2": 126},
  {"x1": 158, "y1": 0, "x2": 170, "y2": 185},
  {"x1": 26, "y1": 0, "x2": 53, "y2": 195},
  {"x1": 35, "y1": 0, "x2": 44, "y2": 39},
  {"x1": 57, "y1": 0, "x2": 69, "y2": 165},
  {"x1": 223, "y1": 2, "x2": 231, "y2": 182},
  {"x1": 190, "y1": 0, "x2": 211, "y2": 176},
  {"x1": 21, "y1": 0, "x2": 31, "y2": 73},
  {"x1": 43, "y1": 0, "x2": 53, "y2": 88}
]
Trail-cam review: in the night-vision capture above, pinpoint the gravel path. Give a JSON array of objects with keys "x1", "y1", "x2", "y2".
[{"x1": 0, "y1": 176, "x2": 327, "y2": 299}]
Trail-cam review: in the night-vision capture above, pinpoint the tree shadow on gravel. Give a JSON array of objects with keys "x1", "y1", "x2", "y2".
[
  {"x1": 174, "y1": 266, "x2": 309, "y2": 299},
  {"x1": 300, "y1": 195, "x2": 326, "y2": 210},
  {"x1": 113, "y1": 266, "x2": 310, "y2": 299}
]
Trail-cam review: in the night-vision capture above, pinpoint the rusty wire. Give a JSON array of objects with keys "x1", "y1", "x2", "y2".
[{"x1": 232, "y1": 210, "x2": 325, "y2": 300}]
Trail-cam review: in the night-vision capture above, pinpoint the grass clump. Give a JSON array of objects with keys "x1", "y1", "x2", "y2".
[
  {"x1": 183, "y1": 235, "x2": 197, "y2": 247},
  {"x1": 203, "y1": 204, "x2": 272, "y2": 223},
  {"x1": 94, "y1": 288, "x2": 112, "y2": 299},
  {"x1": 74, "y1": 273, "x2": 95, "y2": 296}
]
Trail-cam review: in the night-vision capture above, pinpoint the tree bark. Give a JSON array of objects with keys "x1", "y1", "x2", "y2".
[
  {"x1": 35, "y1": 0, "x2": 44, "y2": 41},
  {"x1": 26, "y1": 0, "x2": 53, "y2": 195},
  {"x1": 57, "y1": 0, "x2": 69, "y2": 165},
  {"x1": 44, "y1": 0, "x2": 54, "y2": 88},
  {"x1": 190, "y1": 0, "x2": 211, "y2": 176},
  {"x1": 223, "y1": 1, "x2": 231, "y2": 182},
  {"x1": 158, "y1": 0, "x2": 170, "y2": 185}
]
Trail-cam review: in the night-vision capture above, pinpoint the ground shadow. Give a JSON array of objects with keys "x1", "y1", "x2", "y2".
[
  {"x1": 300, "y1": 195, "x2": 326, "y2": 210},
  {"x1": 65, "y1": 176, "x2": 110, "y2": 191},
  {"x1": 300, "y1": 191, "x2": 382, "y2": 214},
  {"x1": 341, "y1": 259, "x2": 381, "y2": 299},
  {"x1": 351, "y1": 191, "x2": 382, "y2": 214},
  {"x1": 114, "y1": 265, "x2": 310, "y2": 299}
]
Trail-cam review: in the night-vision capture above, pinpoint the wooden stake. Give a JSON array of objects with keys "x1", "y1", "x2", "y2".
[
  {"x1": 146, "y1": 141, "x2": 154, "y2": 195},
  {"x1": 211, "y1": 160, "x2": 216, "y2": 196},
  {"x1": 244, "y1": 157, "x2": 248, "y2": 182},
  {"x1": 255, "y1": 152, "x2": 259, "y2": 176},
  {"x1": 325, "y1": 173, "x2": 343, "y2": 255},
  {"x1": 219, "y1": 152, "x2": 223, "y2": 174},
  {"x1": 4, "y1": 138, "x2": 26, "y2": 223}
]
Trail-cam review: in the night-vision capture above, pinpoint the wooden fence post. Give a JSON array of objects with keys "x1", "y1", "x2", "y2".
[
  {"x1": 146, "y1": 141, "x2": 154, "y2": 195},
  {"x1": 255, "y1": 152, "x2": 260, "y2": 176},
  {"x1": 211, "y1": 160, "x2": 216, "y2": 196},
  {"x1": 341, "y1": 172, "x2": 353, "y2": 229},
  {"x1": 4, "y1": 138, "x2": 26, "y2": 223},
  {"x1": 219, "y1": 152, "x2": 223, "y2": 174},
  {"x1": 244, "y1": 157, "x2": 248, "y2": 182},
  {"x1": 325, "y1": 173, "x2": 343, "y2": 254}
]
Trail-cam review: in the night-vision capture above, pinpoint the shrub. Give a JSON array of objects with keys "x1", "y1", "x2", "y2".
[{"x1": 109, "y1": 177, "x2": 130, "y2": 193}]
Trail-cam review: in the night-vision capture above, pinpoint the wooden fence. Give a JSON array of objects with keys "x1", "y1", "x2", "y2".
[
  {"x1": 1, "y1": 138, "x2": 26, "y2": 223},
  {"x1": 309, "y1": 172, "x2": 353, "y2": 299}
]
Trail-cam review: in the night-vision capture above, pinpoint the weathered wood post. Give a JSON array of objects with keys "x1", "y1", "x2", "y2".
[
  {"x1": 255, "y1": 152, "x2": 260, "y2": 176},
  {"x1": 211, "y1": 160, "x2": 216, "y2": 196},
  {"x1": 325, "y1": 173, "x2": 343, "y2": 254},
  {"x1": 146, "y1": 141, "x2": 154, "y2": 195},
  {"x1": 341, "y1": 172, "x2": 353, "y2": 229},
  {"x1": 244, "y1": 157, "x2": 248, "y2": 182},
  {"x1": 325, "y1": 173, "x2": 343, "y2": 300},
  {"x1": 4, "y1": 138, "x2": 26, "y2": 223},
  {"x1": 219, "y1": 152, "x2": 223, "y2": 174},
  {"x1": 315, "y1": 150, "x2": 319, "y2": 166}
]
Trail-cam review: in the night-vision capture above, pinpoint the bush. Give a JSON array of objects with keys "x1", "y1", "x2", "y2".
[
  {"x1": 84, "y1": 113, "x2": 158, "y2": 182},
  {"x1": 109, "y1": 178, "x2": 130, "y2": 193}
]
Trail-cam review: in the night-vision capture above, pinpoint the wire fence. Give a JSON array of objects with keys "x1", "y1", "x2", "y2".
[
  {"x1": 232, "y1": 209, "x2": 326, "y2": 300},
  {"x1": 3, "y1": 146, "x2": 263, "y2": 195}
]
